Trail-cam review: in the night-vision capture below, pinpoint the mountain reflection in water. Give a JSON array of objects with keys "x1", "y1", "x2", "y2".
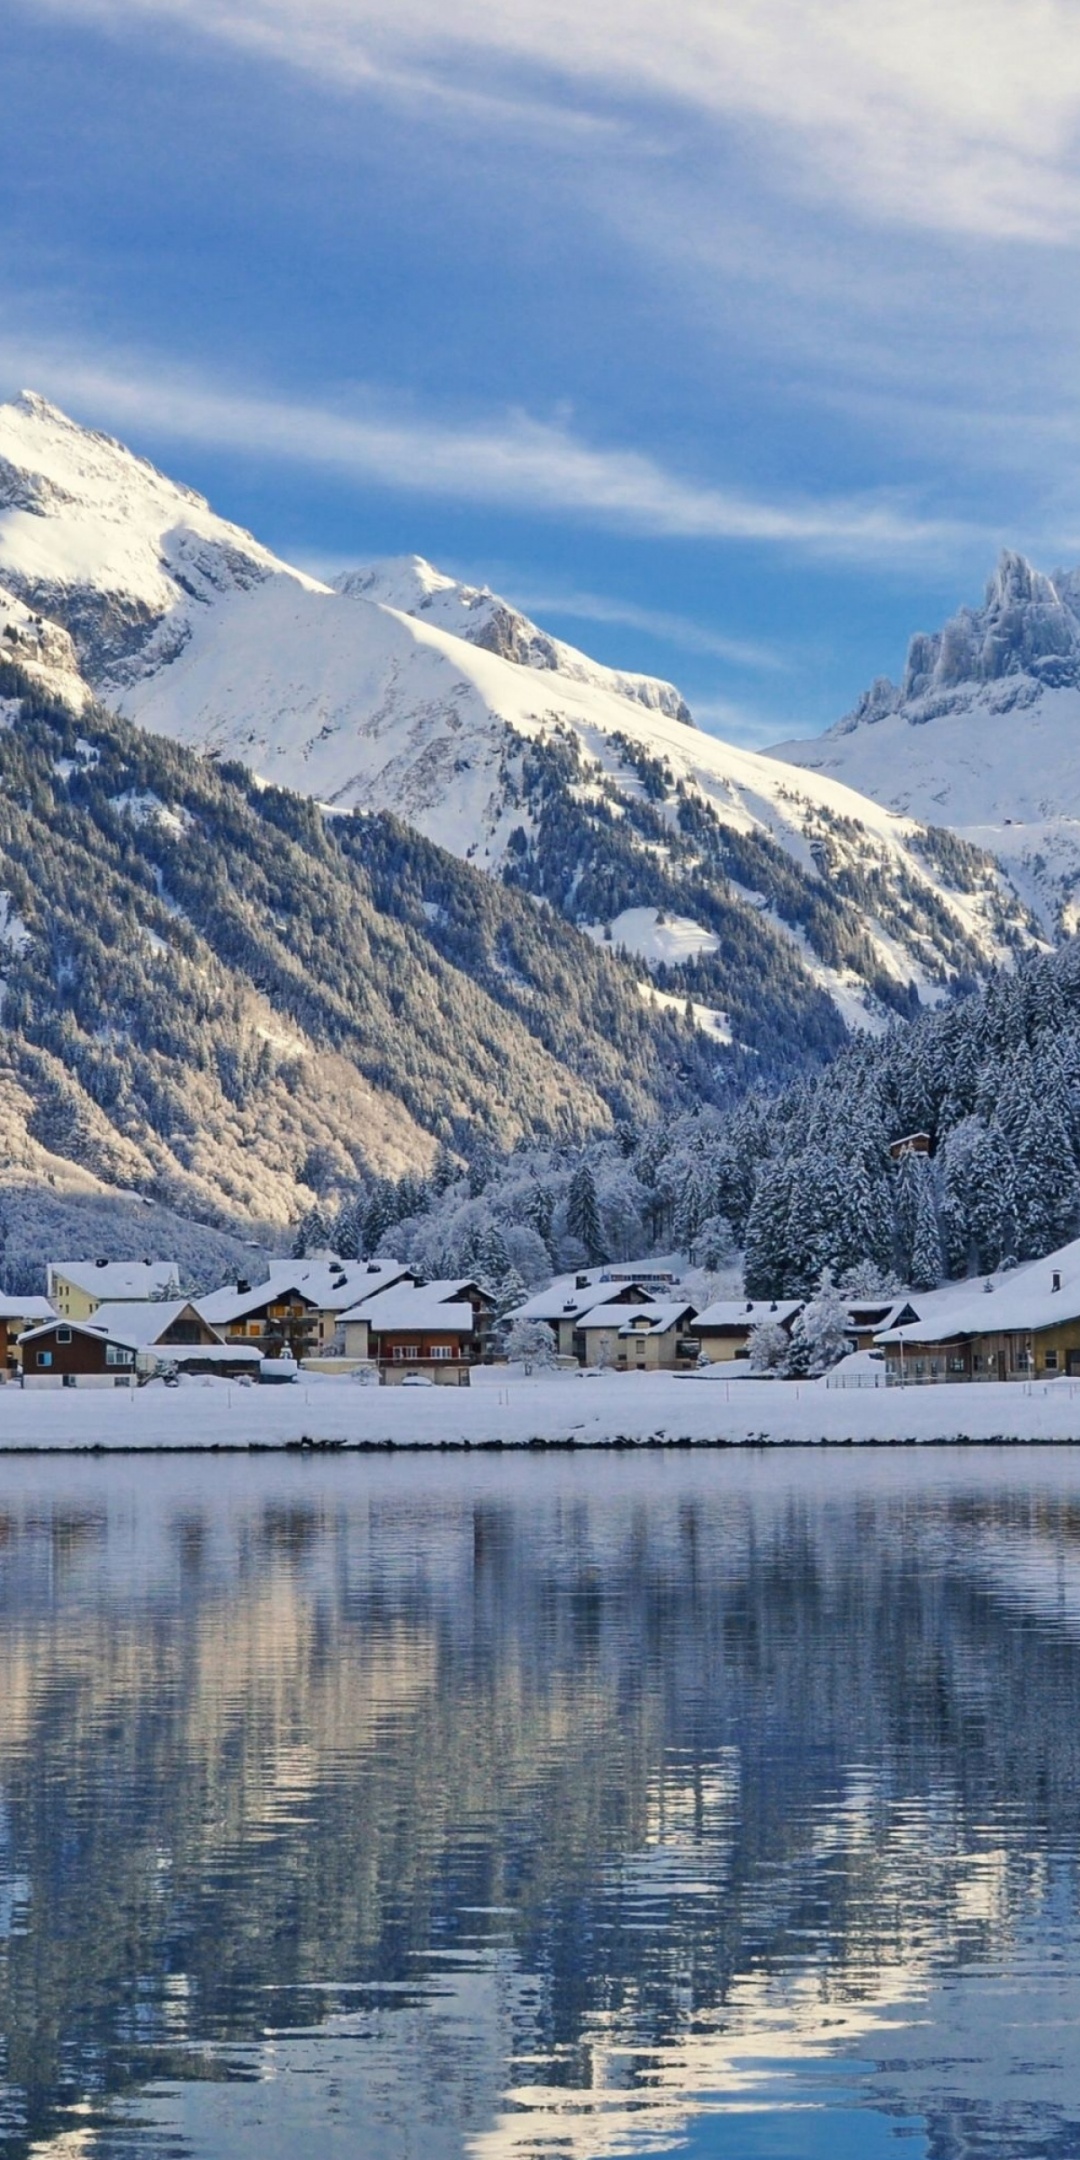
[{"x1": 2, "y1": 1450, "x2": 1080, "y2": 2159}]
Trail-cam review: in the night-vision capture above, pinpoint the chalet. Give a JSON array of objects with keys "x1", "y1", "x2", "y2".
[
  {"x1": 47, "y1": 1260, "x2": 180, "y2": 1322},
  {"x1": 577, "y1": 1301, "x2": 699, "y2": 1371},
  {"x1": 878, "y1": 1242, "x2": 1080, "y2": 1383},
  {"x1": 89, "y1": 1300, "x2": 262, "y2": 1378},
  {"x1": 0, "y1": 1297, "x2": 56, "y2": 1379},
  {"x1": 509, "y1": 1276, "x2": 664, "y2": 1361},
  {"x1": 201, "y1": 1261, "x2": 416, "y2": 1362},
  {"x1": 690, "y1": 1298, "x2": 803, "y2": 1364},
  {"x1": 19, "y1": 1317, "x2": 141, "y2": 1388},
  {"x1": 845, "y1": 1298, "x2": 920, "y2": 1351},
  {"x1": 340, "y1": 1279, "x2": 495, "y2": 1384},
  {"x1": 888, "y1": 1133, "x2": 932, "y2": 1161}
]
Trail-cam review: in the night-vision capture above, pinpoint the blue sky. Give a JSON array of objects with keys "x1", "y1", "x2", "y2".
[{"x1": 5, "y1": 0, "x2": 1080, "y2": 742}]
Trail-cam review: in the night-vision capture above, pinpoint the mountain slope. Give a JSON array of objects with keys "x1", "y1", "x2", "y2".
[
  {"x1": 0, "y1": 395, "x2": 1045, "y2": 1053},
  {"x1": 0, "y1": 663, "x2": 745, "y2": 1232},
  {"x1": 773, "y1": 551, "x2": 1080, "y2": 931},
  {"x1": 336, "y1": 554, "x2": 693, "y2": 720}
]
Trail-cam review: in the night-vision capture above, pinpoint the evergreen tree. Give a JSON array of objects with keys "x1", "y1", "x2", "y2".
[
  {"x1": 1013, "y1": 1096, "x2": 1080, "y2": 1259},
  {"x1": 784, "y1": 1271, "x2": 850, "y2": 1377},
  {"x1": 566, "y1": 1163, "x2": 606, "y2": 1264},
  {"x1": 909, "y1": 1158, "x2": 944, "y2": 1291},
  {"x1": 744, "y1": 1161, "x2": 793, "y2": 1300}
]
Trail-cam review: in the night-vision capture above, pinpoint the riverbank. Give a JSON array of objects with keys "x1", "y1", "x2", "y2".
[{"x1": 3, "y1": 1368, "x2": 1080, "y2": 1448}]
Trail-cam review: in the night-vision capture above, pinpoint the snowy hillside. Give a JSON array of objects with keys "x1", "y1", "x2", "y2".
[
  {"x1": 0, "y1": 581, "x2": 88, "y2": 710},
  {"x1": 0, "y1": 394, "x2": 1044, "y2": 1044},
  {"x1": 773, "y1": 552, "x2": 1080, "y2": 930},
  {"x1": 0, "y1": 390, "x2": 314, "y2": 686},
  {"x1": 336, "y1": 554, "x2": 693, "y2": 720}
]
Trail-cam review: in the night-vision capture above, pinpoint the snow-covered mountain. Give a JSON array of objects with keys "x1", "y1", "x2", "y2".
[
  {"x1": 0, "y1": 394, "x2": 1044, "y2": 1048},
  {"x1": 773, "y1": 552, "x2": 1080, "y2": 931},
  {"x1": 336, "y1": 554, "x2": 693, "y2": 721}
]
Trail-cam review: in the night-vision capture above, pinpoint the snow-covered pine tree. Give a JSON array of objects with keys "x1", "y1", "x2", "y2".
[
  {"x1": 292, "y1": 1205, "x2": 329, "y2": 1258},
  {"x1": 1013, "y1": 1095, "x2": 1080, "y2": 1259},
  {"x1": 747, "y1": 1318, "x2": 791, "y2": 1373},
  {"x1": 566, "y1": 1163, "x2": 606, "y2": 1265},
  {"x1": 744, "y1": 1161, "x2": 794, "y2": 1299},
  {"x1": 504, "y1": 1317, "x2": 557, "y2": 1372},
  {"x1": 784, "y1": 1271, "x2": 850, "y2": 1377},
  {"x1": 909, "y1": 1156, "x2": 944, "y2": 1291}
]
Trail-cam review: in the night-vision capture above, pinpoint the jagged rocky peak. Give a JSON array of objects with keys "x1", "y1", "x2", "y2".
[
  {"x1": 336, "y1": 554, "x2": 694, "y2": 724},
  {"x1": 0, "y1": 389, "x2": 313, "y2": 687},
  {"x1": 904, "y1": 551, "x2": 1080, "y2": 697},
  {"x1": 837, "y1": 551, "x2": 1080, "y2": 735}
]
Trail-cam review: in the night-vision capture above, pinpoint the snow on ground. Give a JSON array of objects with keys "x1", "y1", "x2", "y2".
[
  {"x1": 4, "y1": 1370, "x2": 1080, "y2": 1450},
  {"x1": 584, "y1": 907, "x2": 720, "y2": 967},
  {"x1": 0, "y1": 894, "x2": 30, "y2": 953},
  {"x1": 636, "y1": 981, "x2": 731, "y2": 1042},
  {"x1": 0, "y1": 394, "x2": 1041, "y2": 1025}
]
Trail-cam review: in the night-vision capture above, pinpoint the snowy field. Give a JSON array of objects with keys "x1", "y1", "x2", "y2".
[{"x1": 4, "y1": 1368, "x2": 1080, "y2": 1449}]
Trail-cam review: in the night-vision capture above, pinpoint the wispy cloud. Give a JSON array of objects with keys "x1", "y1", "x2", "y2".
[
  {"x1": 32, "y1": 0, "x2": 1080, "y2": 244},
  {"x1": 506, "y1": 586, "x2": 789, "y2": 672},
  {"x1": 0, "y1": 341, "x2": 969, "y2": 560}
]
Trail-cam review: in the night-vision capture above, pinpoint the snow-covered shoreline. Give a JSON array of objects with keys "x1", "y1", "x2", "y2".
[{"x1": 4, "y1": 1370, "x2": 1080, "y2": 1450}]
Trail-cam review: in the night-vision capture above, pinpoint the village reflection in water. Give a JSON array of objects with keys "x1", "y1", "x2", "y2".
[{"x1": 2, "y1": 1450, "x2": 1080, "y2": 2159}]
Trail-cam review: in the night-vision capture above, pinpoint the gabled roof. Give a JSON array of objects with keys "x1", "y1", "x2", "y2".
[
  {"x1": 339, "y1": 1277, "x2": 481, "y2": 1324},
  {"x1": 48, "y1": 1260, "x2": 179, "y2": 1301},
  {"x1": 294, "y1": 1259, "x2": 416, "y2": 1310},
  {"x1": 511, "y1": 1279, "x2": 659, "y2": 1325},
  {"x1": 0, "y1": 1296, "x2": 56, "y2": 1323},
  {"x1": 692, "y1": 1298, "x2": 803, "y2": 1330},
  {"x1": 89, "y1": 1299, "x2": 224, "y2": 1346},
  {"x1": 348, "y1": 1286, "x2": 478, "y2": 1335},
  {"x1": 18, "y1": 1316, "x2": 142, "y2": 1351},
  {"x1": 613, "y1": 1302, "x2": 698, "y2": 1337},
  {"x1": 879, "y1": 1237, "x2": 1080, "y2": 1346},
  {"x1": 200, "y1": 1259, "x2": 417, "y2": 1326},
  {"x1": 199, "y1": 1272, "x2": 321, "y2": 1324}
]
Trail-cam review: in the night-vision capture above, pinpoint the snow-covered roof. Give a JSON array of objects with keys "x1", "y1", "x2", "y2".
[
  {"x1": 152, "y1": 1343, "x2": 262, "y2": 1366},
  {"x1": 201, "y1": 1260, "x2": 416, "y2": 1325},
  {"x1": 17, "y1": 1317, "x2": 142, "y2": 1351},
  {"x1": 879, "y1": 1238, "x2": 1080, "y2": 1344},
  {"x1": 298, "y1": 1260, "x2": 415, "y2": 1310},
  {"x1": 48, "y1": 1260, "x2": 179, "y2": 1301},
  {"x1": 348, "y1": 1286, "x2": 478, "y2": 1335},
  {"x1": 199, "y1": 1271, "x2": 320, "y2": 1324},
  {"x1": 692, "y1": 1299, "x2": 803, "y2": 1330},
  {"x1": 89, "y1": 1299, "x2": 222, "y2": 1345},
  {"x1": 0, "y1": 1297, "x2": 56, "y2": 1323},
  {"x1": 613, "y1": 1302, "x2": 697, "y2": 1337},
  {"x1": 848, "y1": 1298, "x2": 919, "y2": 1330},
  {"x1": 511, "y1": 1279, "x2": 659, "y2": 1324},
  {"x1": 339, "y1": 1278, "x2": 478, "y2": 1325}
]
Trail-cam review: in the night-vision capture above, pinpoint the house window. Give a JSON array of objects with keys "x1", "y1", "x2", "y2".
[
  {"x1": 105, "y1": 1344, "x2": 134, "y2": 1368},
  {"x1": 392, "y1": 1345, "x2": 418, "y2": 1361},
  {"x1": 430, "y1": 1344, "x2": 453, "y2": 1360},
  {"x1": 1044, "y1": 1350, "x2": 1059, "y2": 1371},
  {"x1": 57, "y1": 1327, "x2": 72, "y2": 1344},
  {"x1": 62, "y1": 1373, "x2": 76, "y2": 1389},
  {"x1": 37, "y1": 1351, "x2": 53, "y2": 1369}
]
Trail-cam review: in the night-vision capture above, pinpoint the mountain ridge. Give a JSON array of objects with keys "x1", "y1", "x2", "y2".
[{"x1": 0, "y1": 393, "x2": 1047, "y2": 1047}]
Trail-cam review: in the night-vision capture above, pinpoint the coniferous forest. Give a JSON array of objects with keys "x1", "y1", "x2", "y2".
[{"x1": 3, "y1": 657, "x2": 1080, "y2": 1300}]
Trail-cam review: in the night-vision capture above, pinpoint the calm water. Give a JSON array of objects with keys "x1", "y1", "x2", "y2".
[{"x1": 2, "y1": 1450, "x2": 1080, "y2": 2158}]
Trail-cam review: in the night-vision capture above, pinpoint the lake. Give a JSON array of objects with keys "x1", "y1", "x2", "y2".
[{"x1": 2, "y1": 1446, "x2": 1080, "y2": 2159}]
